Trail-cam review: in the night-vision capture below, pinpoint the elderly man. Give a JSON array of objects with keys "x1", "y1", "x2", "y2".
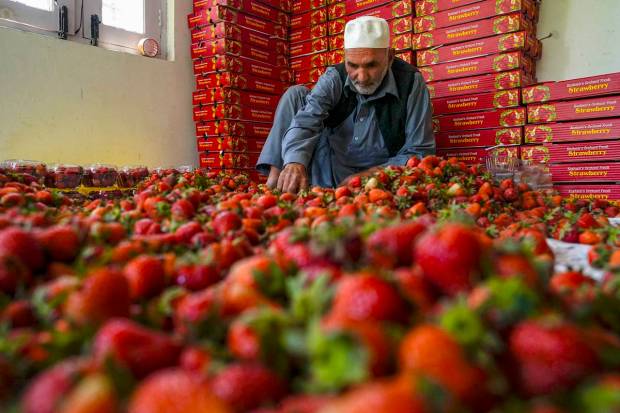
[{"x1": 256, "y1": 16, "x2": 435, "y2": 193}]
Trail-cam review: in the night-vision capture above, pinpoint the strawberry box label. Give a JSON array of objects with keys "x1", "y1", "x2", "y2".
[
  {"x1": 195, "y1": 72, "x2": 290, "y2": 95},
  {"x1": 555, "y1": 184, "x2": 620, "y2": 202},
  {"x1": 432, "y1": 89, "x2": 521, "y2": 115},
  {"x1": 290, "y1": 52, "x2": 330, "y2": 71},
  {"x1": 419, "y1": 52, "x2": 534, "y2": 83},
  {"x1": 292, "y1": 0, "x2": 325, "y2": 14},
  {"x1": 437, "y1": 146, "x2": 520, "y2": 164},
  {"x1": 328, "y1": 0, "x2": 411, "y2": 19},
  {"x1": 290, "y1": 7, "x2": 327, "y2": 30},
  {"x1": 414, "y1": 0, "x2": 538, "y2": 34},
  {"x1": 550, "y1": 162, "x2": 620, "y2": 182},
  {"x1": 290, "y1": 37, "x2": 329, "y2": 58},
  {"x1": 193, "y1": 55, "x2": 292, "y2": 83},
  {"x1": 190, "y1": 23, "x2": 288, "y2": 55},
  {"x1": 196, "y1": 120, "x2": 272, "y2": 138},
  {"x1": 193, "y1": 103, "x2": 275, "y2": 123},
  {"x1": 549, "y1": 141, "x2": 620, "y2": 163},
  {"x1": 327, "y1": 2, "x2": 412, "y2": 35},
  {"x1": 417, "y1": 31, "x2": 541, "y2": 66},
  {"x1": 294, "y1": 67, "x2": 327, "y2": 84},
  {"x1": 412, "y1": 12, "x2": 534, "y2": 50},
  {"x1": 193, "y1": 0, "x2": 290, "y2": 25},
  {"x1": 188, "y1": 7, "x2": 287, "y2": 39},
  {"x1": 192, "y1": 89, "x2": 280, "y2": 108},
  {"x1": 436, "y1": 127, "x2": 523, "y2": 148},
  {"x1": 427, "y1": 70, "x2": 533, "y2": 99},
  {"x1": 290, "y1": 24, "x2": 328, "y2": 44},
  {"x1": 524, "y1": 118, "x2": 620, "y2": 144},
  {"x1": 191, "y1": 38, "x2": 288, "y2": 66},
  {"x1": 433, "y1": 107, "x2": 526, "y2": 132},
  {"x1": 527, "y1": 97, "x2": 620, "y2": 124},
  {"x1": 415, "y1": 0, "x2": 485, "y2": 17},
  {"x1": 522, "y1": 72, "x2": 620, "y2": 104}
]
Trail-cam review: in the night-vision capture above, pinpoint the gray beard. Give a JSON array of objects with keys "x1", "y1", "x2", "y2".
[{"x1": 352, "y1": 64, "x2": 389, "y2": 95}]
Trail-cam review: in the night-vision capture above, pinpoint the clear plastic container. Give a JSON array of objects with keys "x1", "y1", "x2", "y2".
[
  {"x1": 10, "y1": 160, "x2": 47, "y2": 178},
  {"x1": 118, "y1": 166, "x2": 149, "y2": 188},
  {"x1": 49, "y1": 164, "x2": 83, "y2": 189},
  {"x1": 83, "y1": 164, "x2": 118, "y2": 188}
]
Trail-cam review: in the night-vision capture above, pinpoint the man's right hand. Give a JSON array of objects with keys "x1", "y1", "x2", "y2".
[{"x1": 276, "y1": 163, "x2": 309, "y2": 194}]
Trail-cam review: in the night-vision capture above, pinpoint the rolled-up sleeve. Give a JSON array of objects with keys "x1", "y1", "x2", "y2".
[
  {"x1": 281, "y1": 68, "x2": 342, "y2": 168},
  {"x1": 381, "y1": 72, "x2": 435, "y2": 166}
]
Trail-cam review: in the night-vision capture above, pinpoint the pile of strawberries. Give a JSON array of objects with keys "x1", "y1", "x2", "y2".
[{"x1": 2, "y1": 156, "x2": 620, "y2": 412}]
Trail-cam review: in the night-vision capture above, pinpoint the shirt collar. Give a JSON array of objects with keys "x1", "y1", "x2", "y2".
[{"x1": 344, "y1": 67, "x2": 399, "y2": 102}]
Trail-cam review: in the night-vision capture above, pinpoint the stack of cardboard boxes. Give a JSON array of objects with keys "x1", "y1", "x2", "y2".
[
  {"x1": 521, "y1": 73, "x2": 620, "y2": 201},
  {"x1": 187, "y1": 0, "x2": 292, "y2": 179},
  {"x1": 413, "y1": 0, "x2": 541, "y2": 164}
]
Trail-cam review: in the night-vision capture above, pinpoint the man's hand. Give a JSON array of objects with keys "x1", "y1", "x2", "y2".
[{"x1": 277, "y1": 163, "x2": 309, "y2": 194}]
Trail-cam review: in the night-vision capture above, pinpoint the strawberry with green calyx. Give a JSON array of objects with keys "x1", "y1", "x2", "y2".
[
  {"x1": 365, "y1": 219, "x2": 429, "y2": 268},
  {"x1": 548, "y1": 271, "x2": 597, "y2": 314},
  {"x1": 57, "y1": 372, "x2": 121, "y2": 413},
  {"x1": 123, "y1": 255, "x2": 168, "y2": 300},
  {"x1": 588, "y1": 244, "x2": 614, "y2": 269}
]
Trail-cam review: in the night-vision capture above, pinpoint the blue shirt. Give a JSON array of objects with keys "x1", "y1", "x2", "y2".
[{"x1": 281, "y1": 65, "x2": 435, "y2": 187}]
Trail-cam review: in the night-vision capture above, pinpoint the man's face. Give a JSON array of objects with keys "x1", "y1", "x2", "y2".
[{"x1": 345, "y1": 48, "x2": 393, "y2": 95}]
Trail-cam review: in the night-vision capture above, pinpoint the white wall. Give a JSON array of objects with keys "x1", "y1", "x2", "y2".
[
  {"x1": 536, "y1": 0, "x2": 620, "y2": 81},
  {"x1": 0, "y1": 0, "x2": 197, "y2": 168}
]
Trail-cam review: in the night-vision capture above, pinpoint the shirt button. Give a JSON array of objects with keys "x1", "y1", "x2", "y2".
[
  {"x1": 354, "y1": 136, "x2": 359, "y2": 141},
  {"x1": 359, "y1": 117, "x2": 365, "y2": 122}
]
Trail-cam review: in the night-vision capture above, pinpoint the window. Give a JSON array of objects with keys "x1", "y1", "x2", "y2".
[{"x1": 0, "y1": 0, "x2": 166, "y2": 58}]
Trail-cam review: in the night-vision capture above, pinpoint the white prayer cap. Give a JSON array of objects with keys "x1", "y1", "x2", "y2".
[{"x1": 344, "y1": 16, "x2": 390, "y2": 49}]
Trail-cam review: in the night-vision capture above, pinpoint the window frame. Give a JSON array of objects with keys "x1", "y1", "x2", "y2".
[{"x1": 0, "y1": 0, "x2": 76, "y2": 36}]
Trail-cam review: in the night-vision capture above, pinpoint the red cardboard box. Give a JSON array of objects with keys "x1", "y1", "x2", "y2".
[
  {"x1": 412, "y1": 13, "x2": 535, "y2": 50},
  {"x1": 435, "y1": 127, "x2": 523, "y2": 148},
  {"x1": 191, "y1": 38, "x2": 288, "y2": 66},
  {"x1": 290, "y1": 7, "x2": 327, "y2": 30},
  {"x1": 193, "y1": 103, "x2": 275, "y2": 122},
  {"x1": 528, "y1": 96, "x2": 620, "y2": 124},
  {"x1": 254, "y1": 0, "x2": 291, "y2": 12},
  {"x1": 192, "y1": 89, "x2": 280, "y2": 108},
  {"x1": 328, "y1": 4, "x2": 412, "y2": 35},
  {"x1": 190, "y1": 22, "x2": 288, "y2": 55},
  {"x1": 193, "y1": 55, "x2": 292, "y2": 83},
  {"x1": 428, "y1": 70, "x2": 533, "y2": 99},
  {"x1": 290, "y1": 23, "x2": 328, "y2": 44},
  {"x1": 524, "y1": 118, "x2": 620, "y2": 144},
  {"x1": 419, "y1": 51, "x2": 534, "y2": 83},
  {"x1": 293, "y1": 0, "x2": 325, "y2": 14},
  {"x1": 555, "y1": 184, "x2": 620, "y2": 202},
  {"x1": 432, "y1": 89, "x2": 521, "y2": 115},
  {"x1": 196, "y1": 120, "x2": 272, "y2": 138},
  {"x1": 417, "y1": 31, "x2": 541, "y2": 66},
  {"x1": 193, "y1": 0, "x2": 289, "y2": 26},
  {"x1": 290, "y1": 52, "x2": 330, "y2": 71},
  {"x1": 437, "y1": 146, "x2": 520, "y2": 164},
  {"x1": 290, "y1": 37, "x2": 329, "y2": 57},
  {"x1": 522, "y1": 72, "x2": 620, "y2": 104},
  {"x1": 415, "y1": 0, "x2": 485, "y2": 17},
  {"x1": 294, "y1": 67, "x2": 327, "y2": 84},
  {"x1": 197, "y1": 136, "x2": 266, "y2": 152},
  {"x1": 396, "y1": 50, "x2": 414, "y2": 64},
  {"x1": 188, "y1": 7, "x2": 287, "y2": 39},
  {"x1": 328, "y1": 0, "x2": 411, "y2": 20},
  {"x1": 550, "y1": 162, "x2": 620, "y2": 183},
  {"x1": 195, "y1": 72, "x2": 289, "y2": 95},
  {"x1": 522, "y1": 141, "x2": 620, "y2": 164},
  {"x1": 329, "y1": 30, "x2": 412, "y2": 50},
  {"x1": 433, "y1": 107, "x2": 526, "y2": 132},
  {"x1": 414, "y1": 0, "x2": 538, "y2": 34}
]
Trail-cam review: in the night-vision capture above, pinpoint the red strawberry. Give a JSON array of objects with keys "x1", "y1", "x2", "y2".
[
  {"x1": 93, "y1": 318, "x2": 182, "y2": 378},
  {"x1": 549, "y1": 271, "x2": 596, "y2": 310},
  {"x1": 173, "y1": 287, "x2": 219, "y2": 332},
  {"x1": 326, "y1": 273, "x2": 408, "y2": 324},
  {"x1": 175, "y1": 264, "x2": 220, "y2": 291},
  {"x1": 180, "y1": 346, "x2": 211, "y2": 373},
  {"x1": 228, "y1": 319, "x2": 261, "y2": 361},
  {"x1": 123, "y1": 255, "x2": 167, "y2": 300},
  {"x1": 393, "y1": 267, "x2": 436, "y2": 314},
  {"x1": 1, "y1": 300, "x2": 36, "y2": 328},
  {"x1": 57, "y1": 373, "x2": 120, "y2": 413},
  {"x1": 210, "y1": 363, "x2": 287, "y2": 412},
  {"x1": 366, "y1": 220, "x2": 428, "y2": 267},
  {"x1": 509, "y1": 318, "x2": 599, "y2": 396},
  {"x1": 0, "y1": 227, "x2": 45, "y2": 271},
  {"x1": 0, "y1": 253, "x2": 30, "y2": 295},
  {"x1": 37, "y1": 225, "x2": 80, "y2": 262},
  {"x1": 128, "y1": 368, "x2": 231, "y2": 413},
  {"x1": 21, "y1": 358, "x2": 89, "y2": 413},
  {"x1": 65, "y1": 269, "x2": 130, "y2": 325},
  {"x1": 212, "y1": 211, "x2": 242, "y2": 236},
  {"x1": 174, "y1": 221, "x2": 203, "y2": 244},
  {"x1": 275, "y1": 394, "x2": 335, "y2": 413},
  {"x1": 415, "y1": 223, "x2": 483, "y2": 296},
  {"x1": 171, "y1": 199, "x2": 195, "y2": 220}
]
